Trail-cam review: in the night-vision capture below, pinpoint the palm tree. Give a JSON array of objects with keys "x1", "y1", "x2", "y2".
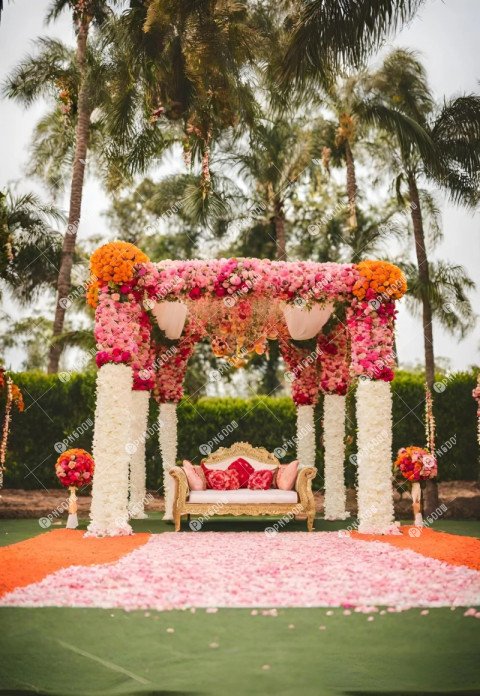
[
  {"x1": 230, "y1": 117, "x2": 314, "y2": 259},
  {"x1": 0, "y1": 189, "x2": 64, "y2": 303},
  {"x1": 4, "y1": 1, "x2": 116, "y2": 372},
  {"x1": 280, "y1": 0, "x2": 424, "y2": 87},
  {"x1": 366, "y1": 50, "x2": 480, "y2": 512},
  {"x1": 369, "y1": 50, "x2": 480, "y2": 386},
  {"x1": 103, "y1": 1, "x2": 260, "y2": 193}
]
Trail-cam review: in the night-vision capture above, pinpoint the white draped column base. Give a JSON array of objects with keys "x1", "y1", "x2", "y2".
[
  {"x1": 355, "y1": 379, "x2": 398, "y2": 534},
  {"x1": 296, "y1": 404, "x2": 316, "y2": 469},
  {"x1": 86, "y1": 363, "x2": 133, "y2": 537},
  {"x1": 159, "y1": 402, "x2": 178, "y2": 521},
  {"x1": 128, "y1": 390, "x2": 150, "y2": 519},
  {"x1": 323, "y1": 394, "x2": 349, "y2": 520}
]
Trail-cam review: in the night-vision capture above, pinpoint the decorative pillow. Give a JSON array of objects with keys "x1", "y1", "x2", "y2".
[
  {"x1": 247, "y1": 469, "x2": 274, "y2": 490},
  {"x1": 183, "y1": 460, "x2": 206, "y2": 491},
  {"x1": 202, "y1": 464, "x2": 241, "y2": 490},
  {"x1": 228, "y1": 457, "x2": 254, "y2": 488},
  {"x1": 276, "y1": 460, "x2": 299, "y2": 491}
]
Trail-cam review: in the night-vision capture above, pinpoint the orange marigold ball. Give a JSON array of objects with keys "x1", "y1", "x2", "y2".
[
  {"x1": 90, "y1": 241, "x2": 149, "y2": 285},
  {"x1": 353, "y1": 260, "x2": 407, "y2": 300},
  {"x1": 86, "y1": 280, "x2": 100, "y2": 309}
]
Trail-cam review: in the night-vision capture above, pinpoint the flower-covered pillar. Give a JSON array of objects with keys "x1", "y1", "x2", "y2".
[
  {"x1": 279, "y1": 333, "x2": 320, "y2": 468},
  {"x1": 128, "y1": 309, "x2": 155, "y2": 519},
  {"x1": 86, "y1": 241, "x2": 150, "y2": 537},
  {"x1": 347, "y1": 261, "x2": 407, "y2": 534},
  {"x1": 154, "y1": 319, "x2": 205, "y2": 520},
  {"x1": 318, "y1": 322, "x2": 350, "y2": 520}
]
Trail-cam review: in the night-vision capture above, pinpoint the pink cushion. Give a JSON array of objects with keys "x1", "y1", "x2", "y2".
[
  {"x1": 276, "y1": 460, "x2": 299, "y2": 490},
  {"x1": 247, "y1": 469, "x2": 274, "y2": 490},
  {"x1": 228, "y1": 457, "x2": 254, "y2": 488},
  {"x1": 202, "y1": 464, "x2": 241, "y2": 490},
  {"x1": 183, "y1": 460, "x2": 206, "y2": 491}
]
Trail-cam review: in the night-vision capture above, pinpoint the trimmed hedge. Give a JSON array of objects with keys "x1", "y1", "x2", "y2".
[{"x1": 3, "y1": 370, "x2": 479, "y2": 490}]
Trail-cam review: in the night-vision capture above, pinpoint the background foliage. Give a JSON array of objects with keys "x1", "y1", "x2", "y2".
[{"x1": 4, "y1": 370, "x2": 478, "y2": 490}]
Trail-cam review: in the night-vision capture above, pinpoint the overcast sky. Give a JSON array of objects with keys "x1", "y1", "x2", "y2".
[{"x1": 0, "y1": 0, "x2": 479, "y2": 372}]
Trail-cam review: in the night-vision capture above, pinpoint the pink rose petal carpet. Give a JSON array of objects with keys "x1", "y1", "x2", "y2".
[{"x1": 1, "y1": 530, "x2": 479, "y2": 610}]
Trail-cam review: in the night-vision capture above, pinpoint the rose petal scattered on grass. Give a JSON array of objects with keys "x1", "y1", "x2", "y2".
[{"x1": 1, "y1": 532, "x2": 479, "y2": 611}]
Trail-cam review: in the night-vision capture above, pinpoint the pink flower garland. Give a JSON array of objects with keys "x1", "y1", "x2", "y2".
[
  {"x1": 278, "y1": 332, "x2": 320, "y2": 406},
  {"x1": 153, "y1": 320, "x2": 206, "y2": 403},
  {"x1": 317, "y1": 322, "x2": 350, "y2": 395}
]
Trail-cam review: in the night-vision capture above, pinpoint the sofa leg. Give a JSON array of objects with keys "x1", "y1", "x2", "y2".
[
  {"x1": 307, "y1": 513, "x2": 315, "y2": 532},
  {"x1": 174, "y1": 511, "x2": 181, "y2": 532}
]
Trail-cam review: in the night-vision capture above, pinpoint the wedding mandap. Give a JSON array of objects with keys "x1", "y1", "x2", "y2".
[{"x1": 84, "y1": 241, "x2": 407, "y2": 538}]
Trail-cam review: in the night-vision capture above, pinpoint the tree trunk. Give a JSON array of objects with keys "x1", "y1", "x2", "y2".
[
  {"x1": 344, "y1": 139, "x2": 357, "y2": 230},
  {"x1": 274, "y1": 199, "x2": 286, "y2": 260},
  {"x1": 47, "y1": 18, "x2": 91, "y2": 373},
  {"x1": 408, "y1": 171, "x2": 439, "y2": 514}
]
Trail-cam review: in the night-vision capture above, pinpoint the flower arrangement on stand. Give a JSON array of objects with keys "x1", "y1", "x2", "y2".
[
  {"x1": 394, "y1": 384, "x2": 438, "y2": 526},
  {"x1": 55, "y1": 448, "x2": 95, "y2": 529},
  {"x1": 0, "y1": 367, "x2": 24, "y2": 490}
]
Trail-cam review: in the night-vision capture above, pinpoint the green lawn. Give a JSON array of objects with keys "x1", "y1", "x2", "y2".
[
  {"x1": 0, "y1": 517, "x2": 479, "y2": 695},
  {"x1": 2, "y1": 514, "x2": 480, "y2": 547}
]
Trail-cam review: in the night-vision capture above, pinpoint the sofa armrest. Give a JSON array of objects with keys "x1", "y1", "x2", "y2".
[
  {"x1": 295, "y1": 466, "x2": 317, "y2": 511},
  {"x1": 170, "y1": 466, "x2": 189, "y2": 508}
]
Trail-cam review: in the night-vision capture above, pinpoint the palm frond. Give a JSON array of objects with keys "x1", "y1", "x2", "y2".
[{"x1": 280, "y1": 1, "x2": 423, "y2": 87}]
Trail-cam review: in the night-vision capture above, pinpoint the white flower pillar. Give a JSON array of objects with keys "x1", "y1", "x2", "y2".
[
  {"x1": 128, "y1": 390, "x2": 150, "y2": 519},
  {"x1": 323, "y1": 394, "x2": 349, "y2": 519},
  {"x1": 87, "y1": 363, "x2": 134, "y2": 537},
  {"x1": 355, "y1": 379, "x2": 395, "y2": 533},
  {"x1": 159, "y1": 402, "x2": 178, "y2": 520},
  {"x1": 296, "y1": 404, "x2": 316, "y2": 468}
]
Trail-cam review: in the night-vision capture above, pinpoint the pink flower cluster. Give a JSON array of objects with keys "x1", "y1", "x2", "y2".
[
  {"x1": 317, "y1": 322, "x2": 350, "y2": 395},
  {"x1": 94, "y1": 291, "x2": 154, "y2": 389},
  {"x1": 279, "y1": 334, "x2": 319, "y2": 406},
  {"x1": 153, "y1": 320, "x2": 205, "y2": 403},
  {"x1": 55, "y1": 449, "x2": 94, "y2": 489},
  {"x1": 347, "y1": 298, "x2": 397, "y2": 381},
  {"x1": 394, "y1": 446, "x2": 438, "y2": 482},
  {"x1": 136, "y1": 258, "x2": 358, "y2": 304}
]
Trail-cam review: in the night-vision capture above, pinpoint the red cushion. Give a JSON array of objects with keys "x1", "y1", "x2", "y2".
[
  {"x1": 227, "y1": 457, "x2": 254, "y2": 488},
  {"x1": 201, "y1": 464, "x2": 241, "y2": 490},
  {"x1": 247, "y1": 469, "x2": 274, "y2": 490}
]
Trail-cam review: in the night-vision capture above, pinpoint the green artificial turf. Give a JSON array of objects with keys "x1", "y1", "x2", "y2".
[
  {"x1": 0, "y1": 517, "x2": 479, "y2": 695},
  {"x1": 0, "y1": 606, "x2": 479, "y2": 695}
]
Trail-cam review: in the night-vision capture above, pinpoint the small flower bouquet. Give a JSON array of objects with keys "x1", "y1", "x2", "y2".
[
  {"x1": 394, "y1": 446, "x2": 437, "y2": 526},
  {"x1": 55, "y1": 449, "x2": 95, "y2": 529}
]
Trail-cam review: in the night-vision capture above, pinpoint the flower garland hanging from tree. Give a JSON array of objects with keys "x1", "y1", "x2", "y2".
[{"x1": 0, "y1": 367, "x2": 24, "y2": 490}]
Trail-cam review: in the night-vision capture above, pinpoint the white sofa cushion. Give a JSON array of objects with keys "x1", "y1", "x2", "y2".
[
  {"x1": 203, "y1": 456, "x2": 278, "y2": 471},
  {"x1": 188, "y1": 489, "x2": 298, "y2": 504}
]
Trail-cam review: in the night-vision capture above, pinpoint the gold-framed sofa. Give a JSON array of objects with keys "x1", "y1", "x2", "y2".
[{"x1": 170, "y1": 442, "x2": 317, "y2": 532}]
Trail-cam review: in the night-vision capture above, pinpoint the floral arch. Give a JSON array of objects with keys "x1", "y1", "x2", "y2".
[{"x1": 86, "y1": 241, "x2": 407, "y2": 537}]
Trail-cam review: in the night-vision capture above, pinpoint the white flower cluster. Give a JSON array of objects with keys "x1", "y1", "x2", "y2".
[
  {"x1": 159, "y1": 402, "x2": 178, "y2": 520},
  {"x1": 296, "y1": 404, "x2": 316, "y2": 469},
  {"x1": 323, "y1": 394, "x2": 349, "y2": 520},
  {"x1": 355, "y1": 379, "x2": 397, "y2": 534},
  {"x1": 128, "y1": 390, "x2": 150, "y2": 519},
  {"x1": 86, "y1": 364, "x2": 133, "y2": 537}
]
